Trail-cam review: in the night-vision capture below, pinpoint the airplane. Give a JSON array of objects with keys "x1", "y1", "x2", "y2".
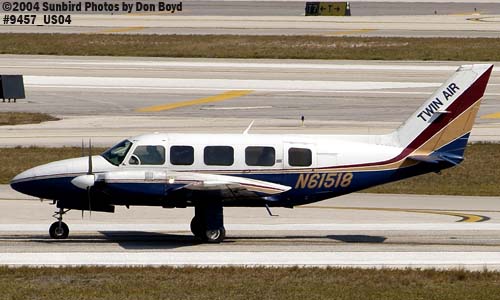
[{"x1": 10, "y1": 64, "x2": 493, "y2": 243}]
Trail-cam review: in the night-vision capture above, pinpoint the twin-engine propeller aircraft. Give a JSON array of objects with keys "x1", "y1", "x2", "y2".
[{"x1": 11, "y1": 64, "x2": 493, "y2": 243}]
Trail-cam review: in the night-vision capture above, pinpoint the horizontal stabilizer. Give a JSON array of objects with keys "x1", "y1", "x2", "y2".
[{"x1": 408, "y1": 152, "x2": 463, "y2": 166}]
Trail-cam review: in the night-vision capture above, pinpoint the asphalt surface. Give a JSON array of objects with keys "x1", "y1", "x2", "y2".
[
  {"x1": 0, "y1": 56, "x2": 499, "y2": 146},
  {"x1": 0, "y1": 2, "x2": 499, "y2": 37},
  {"x1": 2, "y1": 185, "x2": 500, "y2": 268}
]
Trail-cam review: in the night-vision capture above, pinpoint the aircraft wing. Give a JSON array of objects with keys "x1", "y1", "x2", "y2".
[
  {"x1": 167, "y1": 171, "x2": 291, "y2": 195},
  {"x1": 98, "y1": 170, "x2": 291, "y2": 203}
]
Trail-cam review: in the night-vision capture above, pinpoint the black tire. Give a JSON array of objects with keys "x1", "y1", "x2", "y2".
[
  {"x1": 49, "y1": 222, "x2": 69, "y2": 239},
  {"x1": 203, "y1": 227, "x2": 226, "y2": 243},
  {"x1": 190, "y1": 216, "x2": 204, "y2": 238}
]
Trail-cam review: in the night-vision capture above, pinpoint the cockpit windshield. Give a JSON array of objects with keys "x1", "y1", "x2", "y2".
[{"x1": 101, "y1": 140, "x2": 133, "y2": 166}]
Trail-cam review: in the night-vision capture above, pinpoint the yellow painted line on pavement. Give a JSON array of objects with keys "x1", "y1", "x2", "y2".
[
  {"x1": 300, "y1": 206, "x2": 489, "y2": 223},
  {"x1": 450, "y1": 12, "x2": 480, "y2": 16},
  {"x1": 98, "y1": 26, "x2": 146, "y2": 33},
  {"x1": 480, "y1": 112, "x2": 500, "y2": 119},
  {"x1": 136, "y1": 90, "x2": 253, "y2": 112}
]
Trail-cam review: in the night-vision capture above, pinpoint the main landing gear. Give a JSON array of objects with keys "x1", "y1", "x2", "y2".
[
  {"x1": 190, "y1": 203, "x2": 226, "y2": 243},
  {"x1": 49, "y1": 207, "x2": 70, "y2": 239},
  {"x1": 47, "y1": 203, "x2": 226, "y2": 242}
]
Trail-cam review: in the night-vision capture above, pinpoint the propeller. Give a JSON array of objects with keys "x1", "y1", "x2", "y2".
[{"x1": 70, "y1": 138, "x2": 95, "y2": 218}]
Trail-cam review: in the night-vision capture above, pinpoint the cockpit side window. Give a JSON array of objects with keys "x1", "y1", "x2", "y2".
[
  {"x1": 101, "y1": 140, "x2": 133, "y2": 166},
  {"x1": 129, "y1": 145, "x2": 165, "y2": 165}
]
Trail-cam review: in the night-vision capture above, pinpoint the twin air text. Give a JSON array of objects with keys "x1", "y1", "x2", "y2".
[{"x1": 417, "y1": 83, "x2": 460, "y2": 122}]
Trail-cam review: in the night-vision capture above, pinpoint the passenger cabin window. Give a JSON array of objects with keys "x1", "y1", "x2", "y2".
[
  {"x1": 129, "y1": 145, "x2": 165, "y2": 165},
  {"x1": 204, "y1": 146, "x2": 234, "y2": 166},
  {"x1": 170, "y1": 145, "x2": 194, "y2": 165},
  {"x1": 288, "y1": 147, "x2": 312, "y2": 167},
  {"x1": 245, "y1": 146, "x2": 275, "y2": 166}
]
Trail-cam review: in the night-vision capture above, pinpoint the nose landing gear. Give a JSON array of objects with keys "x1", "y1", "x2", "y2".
[{"x1": 49, "y1": 207, "x2": 70, "y2": 239}]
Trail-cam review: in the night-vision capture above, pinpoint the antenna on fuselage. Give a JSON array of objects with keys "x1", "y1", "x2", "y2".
[
  {"x1": 265, "y1": 204, "x2": 279, "y2": 217},
  {"x1": 81, "y1": 139, "x2": 84, "y2": 157},
  {"x1": 243, "y1": 120, "x2": 254, "y2": 135}
]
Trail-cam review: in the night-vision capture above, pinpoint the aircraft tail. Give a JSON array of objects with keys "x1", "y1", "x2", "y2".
[{"x1": 394, "y1": 64, "x2": 493, "y2": 164}]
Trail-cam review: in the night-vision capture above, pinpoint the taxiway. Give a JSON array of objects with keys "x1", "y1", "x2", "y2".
[
  {"x1": 0, "y1": 1, "x2": 499, "y2": 37},
  {"x1": 0, "y1": 56, "x2": 499, "y2": 146},
  {"x1": 1, "y1": 185, "x2": 500, "y2": 268}
]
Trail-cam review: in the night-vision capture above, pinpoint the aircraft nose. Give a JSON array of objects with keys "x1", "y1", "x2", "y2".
[
  {"x1": 10, "y1": 168, "x2": 37, "y2": 196},
  {"x1": 9, "y1": 156, "x2": 108, "y2": 199}
]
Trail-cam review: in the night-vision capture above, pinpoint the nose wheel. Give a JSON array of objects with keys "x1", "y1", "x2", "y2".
[{"x1": 50, "y1": 207, "x2": 70, "y2": 239}]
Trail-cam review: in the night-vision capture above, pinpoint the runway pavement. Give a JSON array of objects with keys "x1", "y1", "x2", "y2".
[
  {"x1": 0, "y1": 14, "x2": 499, "y2": 37},
  {"x1": 1, "y1": 185, "x2": 500, "y2": 268},
  {"x1": 0, "y1": 1, "x2": 499, "y2": 37},
  {"x1": 0, "y1": 56, "x2": 499, "y2": 146}
]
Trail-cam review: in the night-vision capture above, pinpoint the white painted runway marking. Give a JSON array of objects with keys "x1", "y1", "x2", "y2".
[
  {"x1": 1, "y1": 223, "x2": 500, "y2": 232},
  {"x1": 23, "y1": 76, "x2": 440, "y2": 92},
  {"x1": 2, "y1": 252, "x2": 500, "y2": 269},
  {"x1": 5, "y1": 61, "x2": 499, "y2": 72},
  {"x1": 46, "y1": 61, "x2": 461, "y2": 71}
]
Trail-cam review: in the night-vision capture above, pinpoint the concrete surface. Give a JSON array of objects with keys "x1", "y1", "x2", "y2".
[{"x1": 0, "y1": 56, "x2": 499, "y2": 146}]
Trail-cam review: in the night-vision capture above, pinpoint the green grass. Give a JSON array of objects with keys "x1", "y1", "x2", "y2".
[
  {"x1": 0, "y1": 112, "x2": 59, "y2": 126},
  {"x1": 2, "y1": 267, "x2": 500, "y2": 300},
  {"x1": 0, "y1": 34, "x2": 500, "y2": 60},
  {"x1": 1, "y1": 143, "x2": 500, "y2": 196}
]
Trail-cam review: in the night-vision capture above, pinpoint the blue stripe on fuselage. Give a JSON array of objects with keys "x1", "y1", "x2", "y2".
[{"x1": 10, "y1": 160, "x2": 449, "y2": 207}]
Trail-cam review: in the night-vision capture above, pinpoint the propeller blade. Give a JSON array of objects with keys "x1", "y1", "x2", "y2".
[
  {"x1": 87, "y1": 186, "x2": 92, "y2": 218},
  {"x1": 87, "y1": 138, "x2": 93, "y2": 217}
]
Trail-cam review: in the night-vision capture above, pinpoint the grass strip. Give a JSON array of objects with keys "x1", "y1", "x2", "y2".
[
  {"x1": 0, "y1": 112, "x2": 59, "y2": 125},
  {"x1": 0, "y1": 143, "x2": 499, "y2": 196},
  {"x1": 0, "y1": 34, "x2": 500, "y2": 60},
  {"x1": 1, "y1": 266, "x2": 500, "y2": 300}
]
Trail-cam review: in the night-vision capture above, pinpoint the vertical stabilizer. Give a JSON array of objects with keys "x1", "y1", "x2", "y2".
[{"x1": 395, "y1": 64, "x2": 493, "y2": 159}]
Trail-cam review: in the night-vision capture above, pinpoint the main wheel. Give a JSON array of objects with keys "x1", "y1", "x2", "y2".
[
  {"x1": 203, "y1": 227, "x2": 226, "y2": 243},
  {"x1": 190, "y1": 216, "x2": 204, "y2": 238},
  {"x1": 49, "y1": 222, "x2": 69, "y2": 239}
]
